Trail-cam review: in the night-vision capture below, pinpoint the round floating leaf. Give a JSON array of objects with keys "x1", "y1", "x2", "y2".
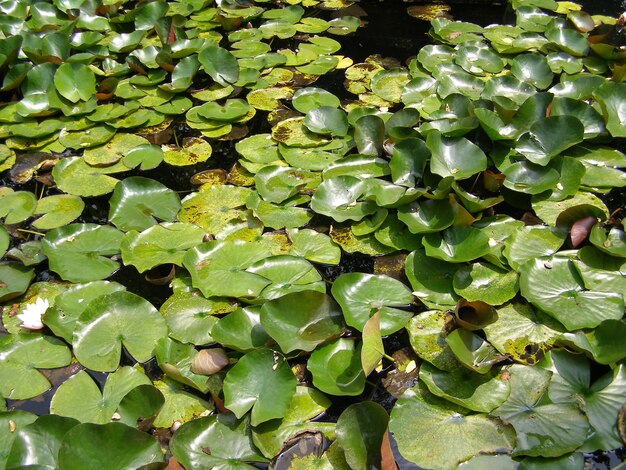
[
  {"x1": 83, "y1": 133, "x2": 149, "y2": 167},
  {"x1": 516, "y1": 116, "x2": 584, "y2": 166},
  {"x1": 503, "y1": 161, "x2": 560, "y2": 195},
  {"x1": 287, "y1": 228, "x2": 341, "y2": 265},
  {"x1": 510, "y1": 54, "x2": 553, "y2": 89},
  {"x1": 161, "y1": 292, "x2": 234, "y2": 346},
  {"x1": 51, "y1": 157, "x2": 126, "y2": 197},
  {"x1": 503, "y1": 226, "x2": 565, "y2": 270},
  {"x1": 519, "y1": 257, "x2": 624, "y2": 330},
  {"x1": 335, "y1": 402, "x2": 389, "y2": 470},
  {"x1": 370, "y1": 68, "x2": 410, "y2": 103},
  {"x1": 183, "y1": 240, "x2": 272, "y2": 299},
  {"x1": 453, "y1": 262, "x2": 518, "y2": 305},
  {"x1": 493, "y1": 364, "x2": 589, "y2": 457},
  {"x1": 252, "y1": 385, "x2": 333, "y2": 459},
  {"x1": 248, "y1": 255, "x2": 325, "y2": 301},
  {"x1": 354, "y1": 115, "x2": 385, "y2": 157},
  {"x1": 0, "y1": 226, "x2": 8, "y2": 257},
  {"x1": 120, "y1": 222, "x2": 206, "y2": 273},
  {"x1": 406, "y1": 311, "x2": 461, "y2": 372},
  {"x1": 58, "y1": 422, "x2": 162, "y2": 470},
  {"x1": 0, "y1": 334, "x2": 71, "y2": 400},
  {"x1": 455, "y1": 44, "x2": 505, "y2": 75},
  {"x1": 420, "y1": 362, "x2": 511, "y2": 412},
  {"x1": 310, "y1": 176, "x2": 377, "y2": 222},
  {"x1": 73, "y1": 291, "x2": 168, "y2": 371},
  {"x1": 585, "y1": 320, "x2": 626, "y2": 365},
  {"x1": 0, "y1": 411, "x2": 38, "y2": 470},
  {"x1": 42, "y1": 223, "x2": 123, "y2": 282},
  {"x1": 211, "y1": 306, "x2": 272, "y2": 353},
  {"x1": 260, "y1": 291, "x2": 344, "y2": 353},
  {"x1": 163, "y1": 137, "x2": 212, "y2": 167},
  {"x1": 390, "y1": 388, "x2": 515, "y2": 469},
  {"x1": 308, "y1": 338, "x2": 366, "y2": 396},
  {"x1": 50, "y1": 367, "x2": 151, "y2": 424},
  {"x1": 0, "y1": 190, "x2": 36, "y2": 224},
  {"x1": 170, "y1": 414, "x2": 267, "y2": 470},
  {"x1": 427, "y1": 132, "x2": 487, "y2": 180},
  {"x1": 198, "y1": 43, "x2": 239, "y2": 86},
  {"x1": 304, "y1": 106, "x2": 349, "y2": 137},
  {"x1": 593, "y1": 82, "x2": 626, "y2": 138},
  {"x1": 54, "y1": 63, "x2": 96, "y2": 103},
  {"x1": 197, "y1": 99, "x2": 251, "y2": 122},
  {"x1": 32, "y1": 194, "x2": 84, "y2": 230},
  {"x1": 223, "y1": 348, "x2": 296, "y2": 426},
  {"x1": 109, "y1": 177, "x2": 180, "y2": 232},
  {"x1": 331, "y1": 273, "x2": 414, "y2": 335},
  {"x1": 292, "y1": 87, "x2": 340, "y2": 114},
  {"x1": 397, "y1": 198, "x2": 455, "y2": 234},
  {"x1": 0, "y1": 262, "x2": 34, "y2": 302},
  {"x1": 423, "y1": 226, "x2": 491, "y2": 263},
  {"x1": 589, "y1": 224, "x2": 626, "y2": 258},
  {"x1": 405, "y1": 248, "x2": 458, "y2": 308},
  {"x1": 44, "y1": 281, "x2": 126, "y2": 343},
  {"x1": 255, "y1": 165, "x2": 318, "y2": 204},
  {"x1": 484, "y1": 302, "x2": 563, "y2": 364},
  {"x1": 445, "y1": 328, "x2": 502, "y2": 374},
  {"x1": 5, "y1": 414, "x2": 79, "y2": 469},
  {"x1": 272, "y1": 117, "x2": 330, "y2": 148}
]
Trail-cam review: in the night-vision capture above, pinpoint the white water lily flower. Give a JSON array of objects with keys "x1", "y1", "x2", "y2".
[{"x1": 17, "y1": 298, "x2": 49, "y2": 330}]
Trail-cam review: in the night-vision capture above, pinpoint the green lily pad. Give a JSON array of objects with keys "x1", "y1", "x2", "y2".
[
  {"x1": 492, "y1": 364, "x2": 589, "y2": 457},
  {"x1": 420, "y1": 362, "x2": 511, "y2": 412},
  {"x1": 183, "y1": 240, "x2": 272, "y2": 299},
  {"x1": 510, "y1": 53, "x2": 553, "y2": 89},
  {"x1": 589, "y1": 223, "x2": 626, "y2": 258},
  {"x1": 163, "y1": 137, "x2": 212, "y2": 166},
  {"x1": 335, "y1": 401, "x2": 388, "y2": 470},
  {"x1": 0, "y1": 334, "x2": 71, "y2": 400},
  {"x1": 252, "y1": 386, "x2": 334, "y2": 459},
  {"x1": 272, "y1": 117, "x2": 330, "y2": 148},
  {"x1": 44, "y1": 281, "x2": 127, "y2": 343},
  {"x1": 427, "y1": 131, "x2": 488, "y2": 180},
  {"x1": 308, "y1": 338, "x2": 366, "y2": 397},
  {"x1": 260, "y1": 291, "x2": 343, "y2": 353},
  {"x1": 50, "y1": 367, "x2": 151, "y2": 424},
  {"x1": 593, "y1": 82, "x2": 626, "y2": 138},
  {"x1": 548, "y1": 351, "x2": 626, "y2": 451},
  {"x1": 397, "y1": 198, "x2": 455, "y2": 234},
  {"x1": 120, "y1": 222, "x2": 206, "y2": 273},
  {"x1": 406, "y1": 310, "x2": 461, "y2": 371},
  {"x1": 287, "y1": 228, "x2": 341, "y2": 265},
  {"x1": 31, "y1": 194, "x2": 84, "y2": 230},
  {"x1": 58, "y1": 422, "x2": 163, "y2": 469},
  {"x1": 42, "y1": 223, "x2": 123, "y2": 283},
  {"x1": 0, "y1": 411, "x2": 40, "y2": 470},
  {"x1": 197, "y1": 99, "x2": 251, "y2": 122},
  {"x1": 178, "y1": 185, "x2": 251, "y2": 235},
  {"x1": 51, "y1": 157, "x2": 129, "y2": 197},
  {"x1": 108, "y1": 177, "x2": 180, "y2": 232},
  {"x1": 5, "y1": 414, "x2": 79, "y2": 469},
  {"x1": 155, "y1": 337, "x2": 212, "y2": 393},
  {"x1": 170, "y1": 414, "x2": 267, "y2": 470},
  {"x1": 516, "y1": 116, "x2": 584, "y2": 166},
  {"x1": 483, "y1": 303, "x2": 563, "y2": 364},
  {"x1": 423, "y1": 226, "x2": 491, "y2": 263},
  {"x1": 54, "y1": 62, "x2": 96, "y2": 103},
  {"x1": 519, "y1": 256, "x2": 624, "y2": 330},
  {"x1": 390, "y1": 387, "x2": 515, "y2": 470},
  {"x1": 291, "y1": 87, "x2": 341, "y2": 113},
  {"x1": 211, "y1": 306, "x2": 272, "y2": 353},
  {"x1": 304, "y1": 106, "x2": 349, "y2": 137},
  {"x1": 455, "y1": 44, "x2": 505, "y2": 76},
  {"x1": 445, "y1": 328, "x2": 502, "y2": 374},
  {"x1": 331, "y1": 273, "x2": 413, "y2": 335},
  {"x1": 73, "y1": 291, "x2": 168, "y2": 371},
  {"x1": 503, "y1": 226, "x2": 565, "y2": 270},
  {"x1": 83, "y1": 133, "x2": 149, "y2": 167},
  {"x1": 354, "y1": 114, "x2": 385, "y2": 157},
  {"x1": 310, "y1": 176, "x2": 377, "y2": 222},
  {"x1": 255, "y1": 165, "x2": 318, "y2": 204},
  {"x1": 503, "y1": 161, "x2": 561, "y2": 195},
  {"x1": 223, "y1": 348, "x2": 296, "y2": 426},
  {"x1": 405, "y1": 248, "x2": 458, "y2": 308},
  {"x1": 584, "y1": 319, "x2": 626, "y2": 365},
  {"x1": 152, "y1": 377, "x2": 213, "y2": 429},
  {"x1": 161, "y1": 291, "x2": 234, "y2": 346},
  {"x1": 453, "y1": 262, "x2": 518, "y2": 305},
  {"x1": 0, "y1": 189, "x2": 36, "y2": 224},
  {"x1": 248, "y1": 255, "x2": 325, "y2": 301}
]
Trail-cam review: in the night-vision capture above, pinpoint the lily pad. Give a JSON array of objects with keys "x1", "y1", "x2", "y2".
[
  {"x1": 427, "y1": 131, "x2": 487, "y2": 180},
  {"x1": 519, "y1": 256, "x2": 624, "y2": 330},
  {"x1": 0, "y1": 334, "x2": 71, "y2": 400},
  {"x1": 260, "y1": 291, "x2": 344, "y2": 353},
  {"x1": 331, "y1": 273, "x2": 414, "y2": 335},
  {"x1": 50, "y1": 367, "x2": 151, "y2": 424},
  {"x1": 73, "y1": 291, "x2": 168, "y2": 371},
  {"x1": 108, "y1": 177, "x2": 181, "y2": 232},
  {"x1": 308, "y1": 338, "x2": 366, "y2": 396},
  {"x1": 42, "y1": 223, "x2": 124, "y2": 282},
  {"x1": 390, "y1": 387, "x2": 515, "y2": 470},
  {"x1": 170, "y1": 414, "x2": 267, "y2": 470},
  {"x1": 223, "y1": 348, "x2": 296, "y2": 426},
  {"x1": 405, "y1": 248, "x2": 458, "y2": 307},
  {"x1": 31, "y1": 194, "x2": 84, "y2": 230},
  {"x1": 58, "y1": 422, "x2": 163, "y2": 469}
]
